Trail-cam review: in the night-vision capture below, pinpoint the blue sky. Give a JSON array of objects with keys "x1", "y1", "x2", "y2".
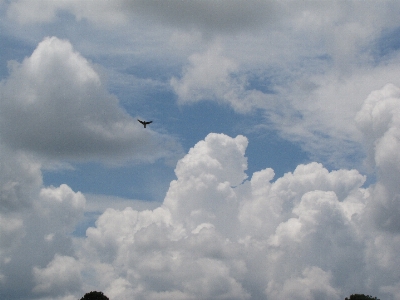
[{"x1": 2, "y1": 1, "x2": 400, "y2": 300}]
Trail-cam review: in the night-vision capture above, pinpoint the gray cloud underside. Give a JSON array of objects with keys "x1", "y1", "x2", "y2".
[{"x1": 0, "y1": 37, "x2": 181, "y2": 163}]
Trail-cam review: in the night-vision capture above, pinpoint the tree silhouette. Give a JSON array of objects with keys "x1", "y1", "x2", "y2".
[
  {"x1": 80, "y1": 291, "x2": 109, "y2": 300},
  {"x1": 345, "y1": 294, "x2": 379, "y2": 300}
]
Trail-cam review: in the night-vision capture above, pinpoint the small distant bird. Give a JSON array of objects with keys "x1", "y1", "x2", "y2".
[{"x1": 138, "y1": 119, "x2": 153, "y2": 128}]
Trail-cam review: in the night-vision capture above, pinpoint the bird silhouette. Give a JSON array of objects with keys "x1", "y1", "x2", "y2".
[{"x1": 138, "y1": 119, "x2": 153, "y2": 128}]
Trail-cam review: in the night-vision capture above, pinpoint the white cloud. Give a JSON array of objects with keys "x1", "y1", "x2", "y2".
[
  {"x1": 356, "y1": 83, "x2": 400, "y2": 173},
  {"x1": 164, "y1": 133, "x2": 248, "y2": 237},
  {"x1": 0, "y1": 213, "x2": 24, "y2": 251},
  {"x1": 61, "y1": 132, "x2": 386, "y2": 299},
  {"x1": 6, "y1": 1, "x2": 400, "y2": 169},
  {"x1": 170, "y1": 40, "x2": 400, "y2": 168},
  {"x1": 164, "y1": 1, "x2": 400, "y2": 168},
  {"x1": 266, "y1": 267, "x2": 341, "y2": 300},
  {"x1": 170, "y1": 44, "x2": 267, "y2": 113},
  {"x1": 1, "y1": 124, "x2": 400, "y2": 298},
  {"x1": 0, "y1": 147, "x2": 85, "y2": 298},
  {"x1": 356, "y1": 84, "x2": 400, "y2": 232},
  {"x1": 6, "y1": 0, "x2": 63, "y2": 24},
  {"x1": 33, "y1": 254, "x2": 82, "y2": 296},
  {"x1": 0, "y1": 146, "x2": 42, "y2": 212},
  {"x1": 0, "y1": 36, "x2": 181, "y2": 164},
  {"x1": 36, "y1": 184, "x2": 85, "y2": 234}
]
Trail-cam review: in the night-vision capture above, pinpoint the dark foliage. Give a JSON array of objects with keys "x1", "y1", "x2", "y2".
[
  {"x1": 80, "y1": 291, "x2": 109, "y2": 300},
  {"x1": 345, "y1": 294, "x2": 380, "y2": 300}
]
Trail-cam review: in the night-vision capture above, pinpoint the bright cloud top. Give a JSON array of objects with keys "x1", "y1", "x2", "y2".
[
  {"x1": 3, "y1": 81, "x2": 400, "y2": 299},
  {"x1": 76, "y1": 117, "x2": 400, "y2": 299},
  {"x1": 0, "y1": 37, "x2": 180, "y2": 163}
]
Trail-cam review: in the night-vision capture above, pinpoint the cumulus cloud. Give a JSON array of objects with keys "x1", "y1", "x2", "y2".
[
  {"x1": 1, "y1": 118, "x2": 400, "y2": 299},
  {"x1": 66, "y1": 127, "x2": 397, "y2": 300},
  {"x1": 356, "y1": 83, "x2": 400, "y2": 232},
  {"x1": 356, "y1": 83, "x2": 400, "y2": 173},
  {"x1": 0, "y1": 148, "x2": 85, "y2": 299},
  {"x1": 0, "y1": 146, "x2": 42, "y2": 212},
  {"x1": 33, "y1": 254, "x2": 82, "y2": 296},
  {"x1": 66, "y1": 132, "x2": 371, "y2": 300},
  {"x1": 0, "y1": 36, "x2": 181, "y2": 164}
]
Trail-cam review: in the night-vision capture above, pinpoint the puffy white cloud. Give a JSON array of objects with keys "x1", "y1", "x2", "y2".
[
  {"x1": 0, "y1": 147, "x2": 42, "y2": 211},
  {"x1": 163, "y1": 133, "x2": 248, "y2": 237},
  {"x1": 2, "y1": 126, "x2": 400, "y2": 299},
  {"x1": 0, "y1": 36, "x2": 181, "y2": 164},
  {"x1": 356, "y1": 83, "x2": 400, "y2": 173},
  {"x1": 355, "y1": 83, "x2": 400, "y2": 232},
  {"x1": 59, "y1": 132, "x2": 385, "y2": 300},
  {"x1": 33, "y1": 255, "x2": 82, "y2": 296},
  {"x1": 0, "y1": 141, "x2": 86, "y2": 298},
  {"x1": 80, "y1": 204, "x2": 249, "y2": 299},
  {"x1": 239, "y1": 162, "x2": 366, "y2": 239},
  {"x1": 36, "y1": 184, "x2": 85, "y2": 234}
]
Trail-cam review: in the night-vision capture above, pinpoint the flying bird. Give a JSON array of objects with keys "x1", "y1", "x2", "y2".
[{"x1": 138, "y1": 119, "x2": 153, "y2": 128}]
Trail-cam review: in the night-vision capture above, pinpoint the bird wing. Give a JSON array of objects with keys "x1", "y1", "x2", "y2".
[
  {"x1": 138, "y1": 119, "x2": 145, "y2": 124},
  {"x1": 145, "y1": 121, "x2": 153, "y2": 125}
]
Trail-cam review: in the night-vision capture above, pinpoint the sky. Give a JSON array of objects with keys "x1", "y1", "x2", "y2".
[{"x1": 2, "y1": 1, "x2": 400, "y2": 299}]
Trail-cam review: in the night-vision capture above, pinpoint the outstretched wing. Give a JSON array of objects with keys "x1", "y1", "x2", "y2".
[{"x1": 138, "y1": 119, "x2": 152, "y2": 128}]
